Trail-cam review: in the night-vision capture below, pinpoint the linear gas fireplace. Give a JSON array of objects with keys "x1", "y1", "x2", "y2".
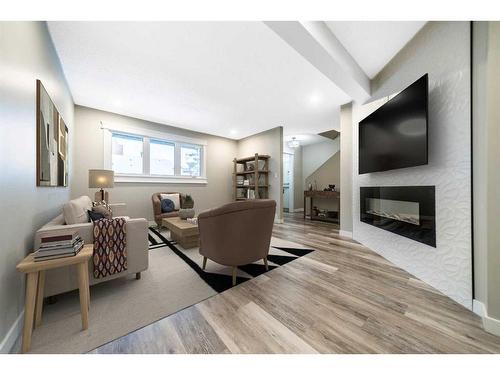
[{"x1": 360, "y1": 186, "x2": 436, "y2": 247}]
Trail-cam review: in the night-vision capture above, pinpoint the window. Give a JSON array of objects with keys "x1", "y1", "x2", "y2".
[
  {"x1": 150, "y1": 140, "x2": 175, "y2": 176},
  {"x1": 105, "y1": 128, "x2": 206, "y2": 184},
  {"x1": 181, "y1": 145, "x2": 201, "y2": 177},
  {"x1": 112, "y1": 134, "x2": 143, "y2": 174}
]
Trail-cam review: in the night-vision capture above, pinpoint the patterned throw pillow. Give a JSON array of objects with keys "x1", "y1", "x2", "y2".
[
  {"x1": 88, "y1": 209, "x2": 106, "y2": 222},
  {"x1": 159, "y1": 193, "x2": 180, "y2": 210},
  {"x1": 92, "y1": 200, "x2": 113, "y2": 219},
  {"x1": 161, "y1": 198, "x2": 175, "y2": 213}
]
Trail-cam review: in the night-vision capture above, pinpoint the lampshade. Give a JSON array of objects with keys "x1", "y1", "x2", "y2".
[{"x1": 88, "y1": 169, "x2": 114, "y2": 188}]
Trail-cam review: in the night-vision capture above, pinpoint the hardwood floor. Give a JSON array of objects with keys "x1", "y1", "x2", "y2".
[{"x1": 92, "y1": 213, "x2": 500, "y2": 354}]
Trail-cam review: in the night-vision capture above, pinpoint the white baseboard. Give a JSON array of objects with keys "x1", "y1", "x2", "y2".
[
  {"x1": 0, "y1": 310, "x2": 24, "y2": 354},
  {"x1": 292, "y1": 208, "x2": 304, "y2": 213},
  {"x1": 339, "y1": 230, "x2": 352, "y2": 238},
  {"x1": 473, "y1": 299, "x2": 486, "y2": 317},
  {"x1": 274, "y1": 217, "x2": 284, "y2": 224},
  {"x1": 472, "y1": 299, "x2": 500, "y2": 336},
  {"x1": 483, "y1": 314, "x2": 500, "y2": 336}
]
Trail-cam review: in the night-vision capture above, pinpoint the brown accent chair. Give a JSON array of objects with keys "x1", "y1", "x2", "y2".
[
  {"x1": 198, "y1": 199, "x2": 276, "y2": 285},
  {"x1": 152, "y1": 192, "x2": 186, "y2": 227}
]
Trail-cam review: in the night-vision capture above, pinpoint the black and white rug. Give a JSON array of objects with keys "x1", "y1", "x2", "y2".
[{"x1": 148, "y1": 226, "x2": 314, "y2": 293}]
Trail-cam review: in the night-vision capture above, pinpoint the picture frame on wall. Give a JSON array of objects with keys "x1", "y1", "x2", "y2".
[
  {"x1": 36, "y1": 79, "x2": 68, "y2": 187},
  {"x1": 58, "y1": 115, "x2": 69, "y2": 186}
]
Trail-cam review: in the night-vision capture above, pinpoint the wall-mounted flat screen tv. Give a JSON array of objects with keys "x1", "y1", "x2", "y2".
[{"x1": 359, "y1": 73, "x2": 428, "y2": 174}]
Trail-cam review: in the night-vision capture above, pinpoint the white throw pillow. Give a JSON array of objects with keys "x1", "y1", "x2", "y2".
[
  {"x1": 63, "y1": 196, "x2": 93, "y2": 224},
  {"x1": 159, "y1": 193, "x2": 180, "y2": 210}
]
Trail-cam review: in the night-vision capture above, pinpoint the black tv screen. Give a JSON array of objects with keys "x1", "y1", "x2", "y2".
[{"x1": 359, "y1": 74, "x2": 428, "y2": 174}]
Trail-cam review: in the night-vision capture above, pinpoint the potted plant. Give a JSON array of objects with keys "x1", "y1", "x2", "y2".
[{"x1": 183, "y1": 194, "x2": 194, "y2": 209}]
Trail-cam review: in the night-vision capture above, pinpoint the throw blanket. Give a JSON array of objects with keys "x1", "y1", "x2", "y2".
[{"x1": 93, "y1": 218, "x2": 127, "y2": 278}]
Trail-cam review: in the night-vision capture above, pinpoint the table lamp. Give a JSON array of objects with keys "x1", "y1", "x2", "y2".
[{"x1": 89, "y1": 169, "x2": 114, "y2": 202}]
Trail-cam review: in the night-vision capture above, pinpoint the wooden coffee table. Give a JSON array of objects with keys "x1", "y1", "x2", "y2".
[{"x1": 162, "y1": 217, "x2": 199, "y2": 249}]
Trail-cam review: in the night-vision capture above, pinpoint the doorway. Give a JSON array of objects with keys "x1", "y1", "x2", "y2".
[{"x1": 283, "y1": 152, "x2": 294, "y2": 212}]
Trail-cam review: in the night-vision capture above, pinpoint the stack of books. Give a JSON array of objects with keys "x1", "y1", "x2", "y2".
[{"x1": 35, "y1": 231, "x2": 84, "y2": 262}]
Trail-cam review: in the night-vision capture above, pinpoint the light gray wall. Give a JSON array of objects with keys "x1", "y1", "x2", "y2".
[
  {"x1": 302, "y1": 138, "x2": 340, "y2": 182},
  {"x1": 0, "y1": 22, "x2": 74, "y2": 350},
  {"x1": 304, "y1": 152, "x2": 340, "y2": 214},
  {"x1": 472, "y1": 21, "x2": 489, "y2": 312},
  {"x1": 237, "y1": 127, "x2": 283, "y2": 220},
  {"x1": 302, "y1": 137, "x2": 341, "y2": 221},
  {"x1": 352, "y1": 22, "x2": 472, "y2": 308},
  {"x1": 340, "y1": 103, "x2": 353, "y2": 234},
  {"x1": 485, "y1": 22, "x2": 500, "y2": 322},
  {"x1": 72, "y1": 106, "x2": 237, "y2": 220},
  {"x1": 473, "y1": 22, "x2": 500, "y2": 325}
]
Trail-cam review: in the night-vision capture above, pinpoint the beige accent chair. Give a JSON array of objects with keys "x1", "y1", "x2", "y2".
[
  {"x1": 198, "y1": 199, "x2": 276, "y2": 285},
  {"x1": 34, "y1": 196, "x2": 149, "y2": 297},
  {"x1": 152, "y1": 192, "x2": 187, "y2": 227}
]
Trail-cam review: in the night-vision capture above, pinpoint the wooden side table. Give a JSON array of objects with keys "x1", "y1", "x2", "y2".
[{"x1": 16, "y1": 244, "x2": 93, "y2": 353}]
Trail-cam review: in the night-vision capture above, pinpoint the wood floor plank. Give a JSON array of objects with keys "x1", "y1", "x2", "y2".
[
  {"x1": 93, "y1": 213, "x2": 500, "y2": 354},
  {"x1": 168, "y1": 306, "x2": 230, "y2": 354}
]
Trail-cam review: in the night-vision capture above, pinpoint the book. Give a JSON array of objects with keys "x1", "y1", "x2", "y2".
[
  {"x1": 38, "y1": 236, "x2": 82, "y2": 251},
  {"x1": 40, "y1": 231, "x2": 78, "y2": 244},
  {"x1": 35, "y1": 247, "x2": 80, "y2": 257},
  {"x1": 39, "y1": 240, "x2": 82, "y2": 251},
  {"x1": 34, "y1": 243, "x2": 83, "y2": 262},
  {"x1": 34, "y1": 249, "x2": 81, "y2": 262},
  {"x1": 35, "y1": 238, "x2": 84, "y2": 259}
]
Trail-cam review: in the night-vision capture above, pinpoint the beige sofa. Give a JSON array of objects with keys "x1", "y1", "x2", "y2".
[{"x1": 34, "y1": 196, "x2": 149, "y2": 297}]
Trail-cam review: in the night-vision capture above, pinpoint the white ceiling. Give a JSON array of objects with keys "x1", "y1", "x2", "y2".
[
  {"x1": 48, "y1": 21, "x2": 351, "y2": 140},
  {"x1": 48, "y1": 21, "x2": 426, "y2": 143},
  {"x1": 325, "y1": 21, "x2": 426, "y2": 79},
  {"x1": 284, "y1": 133, "x2": 333, "y2": 147}
]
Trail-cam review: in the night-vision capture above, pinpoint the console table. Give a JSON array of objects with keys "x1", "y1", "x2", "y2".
[{"x1": 303, "y1": 190, "x2": 340, "y2": 224}]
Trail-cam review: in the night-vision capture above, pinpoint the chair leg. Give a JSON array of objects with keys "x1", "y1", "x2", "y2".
[
  {"x1": 136, "y1": 272, "x2": 141, "y2": 280},
  {"x1": 263, "y1": 257, "x2": 269, "y2": 271},
  {"x1": 232, "y1": 267, "x2": 237, "y2": 286},
  {"x1": 202, "y1": 256, "x2": 207, "y2": 270}
]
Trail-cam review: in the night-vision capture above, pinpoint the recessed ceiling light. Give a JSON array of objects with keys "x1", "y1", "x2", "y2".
[
  {"x1": 113, "y1": 99, "x2": 123, "y2": 108},
  {"x1": 230, "y1": 129, "x2": 238, "y2": 136},
  {"x1": 309, "y1": 93, "x2": 322, "y2": 106}
]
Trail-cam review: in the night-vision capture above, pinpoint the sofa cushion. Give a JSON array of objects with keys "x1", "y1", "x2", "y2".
[
  {"x1": 160, "y1": 193, "x2": 180, "y2": 210},
  {"x1": 63, "y1": 196, "x2": 92, "y2": 224}
]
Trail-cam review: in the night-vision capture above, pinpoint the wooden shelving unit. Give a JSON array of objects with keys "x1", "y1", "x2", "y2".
[{"x1": 233, "y1": 153, "x2": 270, "y2": 201}]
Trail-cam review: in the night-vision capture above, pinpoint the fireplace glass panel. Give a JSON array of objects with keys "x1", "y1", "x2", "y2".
[
  {"x1": 360, "y1": 186, "x2": 435, "y2": 247},
  {"x1": 365, "y1": 198, "x2": 420, "y2": 226}
]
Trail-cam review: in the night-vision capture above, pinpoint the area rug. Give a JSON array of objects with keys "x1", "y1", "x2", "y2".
[
  {"x1": 28, "y1": 245, "x2": 216, "y2": 354},
  {"x1": 148, "y1": 226, "x2": 315, "y2": 293},
  {"x1": 27, "y1": 229, "x2": 313, "y2": 354}
]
